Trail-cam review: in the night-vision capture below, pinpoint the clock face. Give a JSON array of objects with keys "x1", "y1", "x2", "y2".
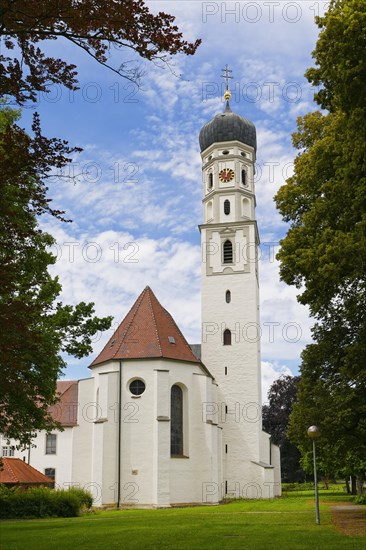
[{"x1": 219, "y1": 168, "x2": 235, "y2": 182}]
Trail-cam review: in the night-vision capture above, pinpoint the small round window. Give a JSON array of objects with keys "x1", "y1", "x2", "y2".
[{"x1": 129, "y1": 379, "x2": 146, "y2": 395}]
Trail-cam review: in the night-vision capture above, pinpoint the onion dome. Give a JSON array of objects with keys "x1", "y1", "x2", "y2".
[{"x1": 199, "y1": 100, "x2": 257, "y2": 152}]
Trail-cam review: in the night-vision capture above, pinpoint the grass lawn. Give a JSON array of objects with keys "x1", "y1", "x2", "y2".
[{"x1": 0, "y1": 490, "x2": 364, "y2": 549}]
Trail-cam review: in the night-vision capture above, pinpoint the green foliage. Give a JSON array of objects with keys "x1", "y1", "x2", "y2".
[
  {"x1": 275, "y1": 0, "x2": 366, "y2": 492},
  {"x1": 354, "y1": 494, "x2": 366, "y2": 505},
  {"x1": 66, "y1": 487, "x2": 93, "y2": 509},
  {"x1": 0, "y1": 485, "x2": 92, "y2": 519},
  {"x1": 305, "y1": 0, "x2": 366, "y2": 113}
]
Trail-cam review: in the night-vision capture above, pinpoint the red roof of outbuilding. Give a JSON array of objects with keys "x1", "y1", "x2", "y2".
[
  {"x1": 91, "y1": 286, "x2": 200, "y2": 366},
  {"x1": 0, "y1": 458, "x2": 54, "y2": 485},
  {"x1": 48, "y1": 380, "x2": 78, "y2": 427}
]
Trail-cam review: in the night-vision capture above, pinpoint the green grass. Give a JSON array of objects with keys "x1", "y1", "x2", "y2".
[{"x1": 0, "y1": 490, "x2": 363, "y2": 549}]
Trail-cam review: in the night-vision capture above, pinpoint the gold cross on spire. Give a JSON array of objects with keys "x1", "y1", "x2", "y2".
[{"x1": 221, "y1": 64, "x2": 232, "y2": 101}]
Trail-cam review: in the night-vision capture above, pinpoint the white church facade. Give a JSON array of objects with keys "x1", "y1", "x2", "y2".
[{"x1": 1, "y1": 85, "x2": 281, "y2": 506}]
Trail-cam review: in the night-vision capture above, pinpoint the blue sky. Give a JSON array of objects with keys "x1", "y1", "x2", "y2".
[{"x1": 17, "y1": 1, "x2": 326, "y2": 400}]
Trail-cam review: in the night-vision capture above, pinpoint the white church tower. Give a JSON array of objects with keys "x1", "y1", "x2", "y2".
[{"x1": 199, "y1": 66, "x2": 280, "y2": 499}]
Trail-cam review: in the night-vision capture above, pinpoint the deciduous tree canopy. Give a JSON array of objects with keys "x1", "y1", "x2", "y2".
[{"x1": 275, "y1": 0, "x2": 366, "y2": 489}]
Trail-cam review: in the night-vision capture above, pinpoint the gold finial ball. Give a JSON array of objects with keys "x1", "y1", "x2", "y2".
[{"x1": 224, "y1": 89, "x2": 231, "y2": 101}]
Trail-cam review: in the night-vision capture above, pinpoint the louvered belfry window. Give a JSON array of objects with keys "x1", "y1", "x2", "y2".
[
  {"x1": 171, "y1": 385, "x2": 183, "y2": 456},
  {"x1": 224, "y1": 199, "x2": 230, "y2": 215},
  {"x1": 223, "y1": 240, "x2": 233, "y2": 263},
  {"x1": 241, "y1": 169, "x2": 246, "y2": 185}
]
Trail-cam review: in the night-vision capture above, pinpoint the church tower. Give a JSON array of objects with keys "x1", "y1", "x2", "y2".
[{"x1": 199, "y1": 67, "x2": 277, "y2": 498}]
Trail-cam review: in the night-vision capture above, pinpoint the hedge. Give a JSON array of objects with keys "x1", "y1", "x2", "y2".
[{"x1": 0, "y1": 485, "x2": 93, "y2": 519}]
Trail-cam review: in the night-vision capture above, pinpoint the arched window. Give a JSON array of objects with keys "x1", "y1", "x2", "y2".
[
  {"x1": 223, "y1": 329, "x2": 232, "y2": 346},
  {"x1": 225, "y1": 290, "x2": 231, "y2": 303},
  {"x1": 224, "y1": 199, "x2": 230, "y2": 215},
  {"x1": 171, "y1": 385, "x2": 183, "y2": 456},
  {"x1": 223, "y1": 240, "x2": 233, "y2": 263},
  {"x1": 208, "y1": 173, "x2": 213, "y2": 189},
  {"x1": 241, "y1": 169, "x2": 246, "y2": 185}
]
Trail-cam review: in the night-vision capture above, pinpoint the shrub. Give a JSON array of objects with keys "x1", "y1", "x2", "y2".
[
  {"x1": 66, "y1": 487, "x2": 93, "y2": 509},
  {"x1": 354, "y1": 494, "x2": 366, "y2": 505},
  {"x1": 0, "y1": 486, "x2": 92, "y2": 519}
]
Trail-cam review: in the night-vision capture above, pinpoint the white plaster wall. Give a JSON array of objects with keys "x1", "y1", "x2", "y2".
[
  {"x1": 271, "y1": 443, "x2": 282, "y2": 496},
  {"x1": 260, "y1": 431, "x2": 271, "y2": 465},
  {"x1": 201, "y1": 139, "x2": 266, "y2": 498},
  {"x1": 92, "y1": 358, "x2": 222, "y2": 507},
  {"x1": 71, "y1": 378, "x2": 94, "y2": 498}
]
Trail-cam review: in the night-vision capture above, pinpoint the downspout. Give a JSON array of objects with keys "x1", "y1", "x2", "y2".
[
  {"x1": 117, "y1": 360, "x2": 122, "y2": 509},
  {"x1": 269, "y1": 436, "x2": 272, "y2": 466}
]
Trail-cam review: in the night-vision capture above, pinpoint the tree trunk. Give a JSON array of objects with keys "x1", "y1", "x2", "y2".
[
  {"x1": 345, "y1": 478, "x2": 350, "y2": 494},
  {"x1": 351, "y1": 475, "x2": 357, "y2": 495},
  {"x1": 356, "y1": 477, "x2": 364, "y2": 495}
]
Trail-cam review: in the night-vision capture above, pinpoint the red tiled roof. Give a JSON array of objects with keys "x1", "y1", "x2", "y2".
[
  {"x1": 0, "y1": 458, "x2": 53, "y2": 485},
  {"x1": 48, "y1": 380, "x2": 78, "y2": 426},
  {"x1": 91, "y1": 286, "x2": 200, "y2": 366}
]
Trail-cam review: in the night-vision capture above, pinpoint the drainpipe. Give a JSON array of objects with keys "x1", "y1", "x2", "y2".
[
  {"x1": 269, "y1": 436, "x2": 272, "y2": 466},
  {"x1": 117, "y1": 361, "x2": 122, "y2": 509}
]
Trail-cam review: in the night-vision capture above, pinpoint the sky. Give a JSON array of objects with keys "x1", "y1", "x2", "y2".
[{"x1": 17, "y1": 1, "x2": 327, "y2": 402}]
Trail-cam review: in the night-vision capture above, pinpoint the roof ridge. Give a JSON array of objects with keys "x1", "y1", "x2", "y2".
[
  {"x1": 147, "y1": 288, "x2": 163, "y2": 356},
  {"x1": 4, "y1": 458, "x2": 17, "y2": 482},
  {"x1": 112, "y1": 289, "x2": 147, "y2": 359},
  {"x1": 91, "y1": 286, "x2": 201, "y2": 366}
]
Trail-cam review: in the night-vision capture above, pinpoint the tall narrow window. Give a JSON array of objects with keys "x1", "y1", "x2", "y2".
[
  {"x1": 223, "y1": 329, "x2": 232, "y2": 345},
  {"x1": 208, "y1": 173, "x2": 213, "y2": 189},
  {"x1": 241, "y1": 169, "x2": 246, "y2": 185},
  {"x1": 225, "y1": 290, "x2": 231, "y2": 303},
  {"x1": 45, "y1": 434, "x2": 57, "y2": 455},
  {"x1": 171, "y1": 385, "x2": 183, "y2": 456},
  {"x1": 224, "y1": 199, "x2": 230, "y2": 215},
  {"x1": 223, "y1": 240, "x2": 233, "y2": 263}
]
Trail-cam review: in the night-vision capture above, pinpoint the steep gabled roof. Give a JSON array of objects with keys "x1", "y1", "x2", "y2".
[
  {"x1": 0, "y1": 458, "x2": 54, "y2": 485},
  {"x1": 48, "y1": 380, "x2": 78, "y2": 427},
  {"x1": 91, "y1": 286, "x2": 200, "y2": 366}
]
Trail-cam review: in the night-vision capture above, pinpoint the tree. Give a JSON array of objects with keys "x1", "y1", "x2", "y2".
[
  {"x1": 0, "y1": 107, "x2": 113, "y2": 443},
  {"x1": 262, "y1": 375, "x2": 305, "y2": 482},
  {"x1": 0, "y1": 0, "x2": 201, "y2": 105},
  {"x1": 275, "y1": 0, "x2": 366, "y2": 491}
]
